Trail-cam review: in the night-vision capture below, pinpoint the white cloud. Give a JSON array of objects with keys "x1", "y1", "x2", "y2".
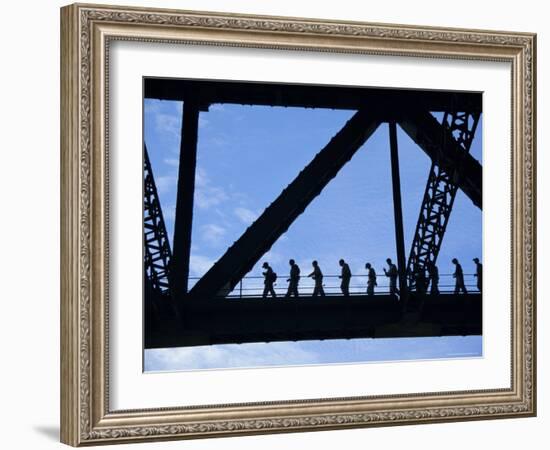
[
  {"x1": 155, "y1": 175, "x2": 177, "y2": 193},
  {"x1": 201, "y1": 223, "x2": 226, "y2": 246},
  {"x1": 189, "y1": 254, "x2": 215, "y2": 277},
  {"x1": 163, "y1": 158, "x2": 179, "y2": 167},
  {"x1": 209, "y1": 104, "x2": 225, "y2": 112},
  {"x1": 194, "y1": 167, "x2": 208, "y2": 188},
  {"x1": 234, "y1": 207, "x2": 258, "y2": 225},
  {"x1": 163, "y1": 205, "x2": 176, "y2": 222},
  {"x1": 214, "y1": 208, "x2": 227, "y2": 220},
  {"x1": 261, "y1": 250, "x2": 284, "y2": 265},
  {"x1": 155, "y1": 112, "x2": 181, "y2": 140},
  {"x1": 195, "y1": 186, "x2": 229, "y2": 209},
  {"x1": 171, "y1": 100, "x2": 183, "y2": 113},
  {"x1": 206, "y1": 136, "x2": 228, "y2": 147},
  {"x1": 144, "y1": 341, "x2": 321, "y2": 371},
  {"x1": 192, "y1": 168, "x2": 229, "y2": 209},
  {"x1": 144, "y1": 100, "x2": 160, "y2": 114},
  {"x1": 199, "y1": 116, "x2": 209, "y2": 129},
  {"x1": 144, "y1": 336, "x2": 482, "y2": 372}
]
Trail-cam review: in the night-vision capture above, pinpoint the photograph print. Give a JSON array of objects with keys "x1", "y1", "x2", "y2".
[{"x1": 143, "y1": 78, "x2": 483, "y2": 372}]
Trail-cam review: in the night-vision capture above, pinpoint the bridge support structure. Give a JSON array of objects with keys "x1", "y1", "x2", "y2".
[
  {"x1": 401, "y1": 110, "x2": 481, "y2": 290},
  {"x1": 142, "y1": 79, "x2": 483, "y2": 347},
  {"x1": 388, "y1": 121, "x2": 408, "y2": 304}
]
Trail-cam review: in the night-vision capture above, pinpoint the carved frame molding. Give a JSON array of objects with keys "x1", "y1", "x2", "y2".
[{"x1": 60, "y1": 3, "x2": 536, "y2": 446}]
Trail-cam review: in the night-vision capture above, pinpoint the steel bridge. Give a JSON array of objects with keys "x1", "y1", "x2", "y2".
[{"x1": 143, "y1": 78, "x2": 482, "y2": 349}]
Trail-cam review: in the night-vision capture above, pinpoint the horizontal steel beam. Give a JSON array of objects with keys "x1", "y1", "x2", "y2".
[
  {"x1": 145, "y1": 294, "x2": 482, "y2": 348},
  {"x1": 144, "y1": 78, "x2": 482, "y2": 113}
]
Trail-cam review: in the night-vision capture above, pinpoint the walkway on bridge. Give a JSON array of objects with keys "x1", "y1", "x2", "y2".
[{"x1": 146, "y1": 291, "x2": 482, "y2": 349}]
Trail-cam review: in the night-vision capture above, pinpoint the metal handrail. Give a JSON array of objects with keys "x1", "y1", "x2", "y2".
[
  {"x1": 188, "y1": 273, "x2": 477, "y2": 280},
  {"x1": 187, "y1": 273, "x2": 480, "y2": 298}
]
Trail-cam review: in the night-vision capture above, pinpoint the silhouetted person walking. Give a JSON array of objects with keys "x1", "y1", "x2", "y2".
[
  {"x1": 427, "y1": 261, "x2": 440, "y2": 295},
  {"x1": 414, "y1": 265, "x2": 427, "y2": 295},
  {"x1": 473, "y1": 257, "x2": 482, "y2": 292},
  {"x1": 262, "y1": 262, "x2": 277, "y2": 298},
  {"x1": 308, "y1": 260, "x2": 325, "y2": 297},
  {"x1": 452, "y1": 258, "x2": 467, "y2": 294},
  {"x1": 365, "y1": 263, "x2": 377, "y2": 296},
  {"x1": 285, "y1": 259, "x2": 300, "y2": 298},
  {"x1": 384, "y1": 258, "x2": 398, "y2": 296},
  {"x1": 339, "y1": 259, "x2": 351, "y2": 296}
]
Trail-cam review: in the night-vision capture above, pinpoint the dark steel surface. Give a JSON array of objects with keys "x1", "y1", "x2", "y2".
[
  {"x1": 145, "y1": 78, "x2": 482, "y2": 113},
  {"x1": 145, "y1": 293, "x2": 482, "y2": 348},
  {"x1": 143, "y1": 145, "x2": 172, "y2": 296},
  {"x1": 389, "y1": 121, "x2": 408, "y2": 302},
  {"x1": 172, "y1": 98, "x2": 200, "y2": 298},
  {"x1": 398, "y1": 110, "x2": 482, "y2": 208},
  {"x1": 404, "y1": 111, "x2": 481, "y2": 289}
]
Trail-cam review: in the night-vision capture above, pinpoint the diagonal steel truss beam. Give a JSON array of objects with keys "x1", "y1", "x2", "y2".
[
  {"x1": 403, "y1": 111, "x2": 481, "y2": 289},
  {"x1": 398, "y1": 110, "x2": 482, "y2": 209},
  {"x1": 143, "y1": 145, "x2": 172, "y2": 297},
  {"x1": 190, "y1": 109, "x2": 382, "y2": 298}
]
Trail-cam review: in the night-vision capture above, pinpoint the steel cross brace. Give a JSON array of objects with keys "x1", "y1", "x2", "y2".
[
  {"x1": 143, "y1": 145, "x2": 173, "y2": 297},
  {"x1": 403, "y1": 111, "x2": 481, "y2": 290}
]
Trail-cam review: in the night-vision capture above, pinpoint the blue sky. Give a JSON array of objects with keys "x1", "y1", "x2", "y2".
[{"x1": 143, "y1": 95, "x2": 482, "y2": 371}]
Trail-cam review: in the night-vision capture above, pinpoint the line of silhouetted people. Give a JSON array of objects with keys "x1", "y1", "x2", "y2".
[{"x1": 260, "y1": 257, "x2": 482, "y2": 299}]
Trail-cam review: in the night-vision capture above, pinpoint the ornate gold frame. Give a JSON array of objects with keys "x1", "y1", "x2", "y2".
[{"x1": 60, "y1": 3, "x2": 536, "y2": 446}]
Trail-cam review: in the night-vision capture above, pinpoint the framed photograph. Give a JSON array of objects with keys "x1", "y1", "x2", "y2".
[{"x1": 60, "y1": 3, "x2": 536, "y2": 446}]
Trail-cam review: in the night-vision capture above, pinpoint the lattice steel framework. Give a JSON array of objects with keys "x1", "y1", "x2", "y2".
[
  {"x1": 144, "y1": 145, "x2": 172, "y2": 296},
  {"x1": 406, "y1": 111, "x2": 481, "y2": 289}
]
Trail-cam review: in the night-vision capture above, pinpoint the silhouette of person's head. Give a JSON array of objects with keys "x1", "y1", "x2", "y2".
[
  {"x1": 262, "y1": 262, "x2": 269, "y2": 269},
  {"x1": 312, "y1": 260, "x2": 318, "y2": 267},
  {"x1": 386, "y1": 258, "x2": 392, "y2": 265},
  {"x1": 365, "y1": 263, "x2": 371, "y2": 269},
  {"x1": 289, "y1": 259, "x2": 295, "y2": 266},
  {"x1": 473, "y1": 257, "x2": 480, "y2": 263},
  {"x1": 339, "y1": 259, "x2": 345, "y2": 266},
  {"x1": 452, "y1": 258, "x2": 458, "y2": 264}
]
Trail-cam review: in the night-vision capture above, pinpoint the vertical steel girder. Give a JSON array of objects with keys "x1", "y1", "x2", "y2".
[
  {"x1": 143, "y1": 145, "x2": 172, "y2": 297},
  {"x1": 406, "y1": 111, "x2": 480, "y2": 289},
  {"x1": 388, "y1": 121, "x2": 408, "y2": 299},
  {"x1": 190, "y1": 109, "x2": 382, "y2": 299},
  {"x1": 171, "y1": 99, "x2": 200, "y2": 299}
]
